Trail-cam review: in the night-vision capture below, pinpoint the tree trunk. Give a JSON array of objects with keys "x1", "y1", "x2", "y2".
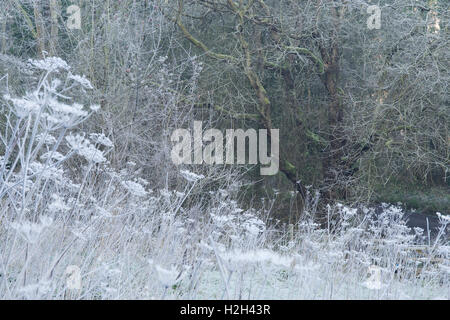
[
  {"x1": 1, "y1": 12, "x2": 6, "y2": 54},
  {"x1": 49, "y1": 0, "x2": 59, "y2": 56},
  {"x1": 318, "y1": 5, "x2": 344, "y2": 200},
  {"x1": 33, "y1": 1, "x2": 45, "y2": 58}
]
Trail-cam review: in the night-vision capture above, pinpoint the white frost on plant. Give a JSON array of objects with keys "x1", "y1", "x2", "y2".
[
  {"x1": 19, "y1": 280, "x2": 51, "y2": 299},
  {"x1": 79, "y1": 145, "x2": 106, "y2": 163},
  {"x1": 180, "y1": 169, "x2": 204, "y2": 182},
  {"x1": 48, "y1": 194, "x2": 70, "y2": 213},
  {"x1": 66, "y1": 134, "x2": 106, "y2": 163},
  {"x1": 210, "y1": 212, "x2": 235, "y2": 228},
  {"x1": 242, "y1": 216, "x2": 266, "y2": 236},
  {"x1": 10, "y1": 216, "x2": 53, "y2": 244},
  {"x1": 28, "y1": 56, "x2": 70, "y2": 72},
  {"x1": 28, "y1": 161, "x2": 64, "y2": 181},
  {"x1": 36, "y1": 133, "x2": 57, "y2": 145},
  {"x1": 137, "y1": 177, "x2": 149, "y2": 186},
  {"x1": 159, "y1": 189, "x2": 172, "y2": 201},
  {"x1": 90, "y1": 133, "x2": 114, "y2": 147},
  {"x1": 90, "y1": 104, "x2": 101, "y2": 112},
  {"x1": 4, "y1": 94, "x2": 41, "y2": 117},
  {"x1": 39, "y1": 216, "x2": 54, "y2": 227},
  {"x1": 48, "y1": 99, "x2": 87, "y2": 117},
  {"x1": 66, "y1": 134, "x2": 86, "y2": 150},
  {"x1": 362, "y1": 266, "x2": 384, "y2": 290},
  {"x1": 122, "y1": 180, "x2": 147, "y2": 197},
  {"x1": 155, "y1": 265, "x2": 182, "y2": 287},
  {"x1": 40, "y1": 151, "x2": 65, "y2": 162},
  {"x1": 220, "y1": 249, "x2": 293, "y2": 268},
  {"x1": 158, "y1": 56, "x2": 168, "y2": 63},
  {"x1": 436, "y1": 212, "x2": 450, "y2": 223},
  {"x1": 68, "y1": 72, "x2": 93, "y2": 89}
]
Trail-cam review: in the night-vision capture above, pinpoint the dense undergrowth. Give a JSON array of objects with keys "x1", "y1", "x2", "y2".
[{"x1": 0, "y1": 58, "x2": 449, "y2": 300}]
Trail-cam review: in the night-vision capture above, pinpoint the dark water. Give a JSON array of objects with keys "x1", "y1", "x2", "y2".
[
  {"x1": 373, "y1": 204, "x2": 449, "y2": 242},
  {"x1": 403, "y1": 211, "x2": 448, "y2": 240}
]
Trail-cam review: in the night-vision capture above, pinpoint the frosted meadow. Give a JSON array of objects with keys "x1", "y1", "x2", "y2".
[
  {"x1": 0, "y1": 0, "x2": 449, "y2": 300},
  {"x1": 0, "y1": 57, "x2": 447, "y2": 299}
]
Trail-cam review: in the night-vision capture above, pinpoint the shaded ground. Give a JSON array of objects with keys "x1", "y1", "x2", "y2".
[{"x1": 375, "y1": 182, "x2": 450, "y2": 214}]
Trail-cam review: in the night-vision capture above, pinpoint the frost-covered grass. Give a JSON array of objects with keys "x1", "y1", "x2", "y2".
[
  {"x1": 1, "y1": 196, "x2": 448, "y2": 300},
  {"x1": 0, "y1": 58, "x2": 449, "y2": 299}
]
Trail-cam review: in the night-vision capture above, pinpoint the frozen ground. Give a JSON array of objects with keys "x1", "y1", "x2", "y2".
[{"x1": 1, "y1": 197, "x2": 449, "y2": 300}]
